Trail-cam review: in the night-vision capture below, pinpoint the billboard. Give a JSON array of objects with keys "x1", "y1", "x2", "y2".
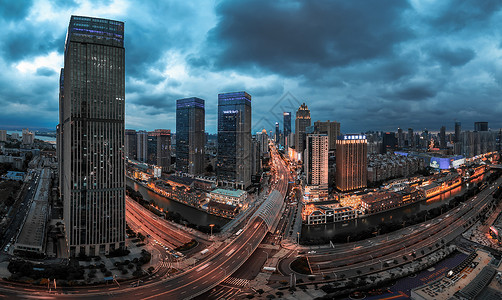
[{"x1": 429, "y1": 157, "x2": 451, "y2": 170}]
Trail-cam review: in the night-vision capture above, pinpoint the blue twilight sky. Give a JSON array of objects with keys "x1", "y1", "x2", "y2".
[{"x1": 1, "y1": 0, "x2": 502, "y2": 134}]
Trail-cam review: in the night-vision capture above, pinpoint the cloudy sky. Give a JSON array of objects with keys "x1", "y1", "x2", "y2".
[{"x1": 1, "y1": 0, "x2": 502, "y2": 134}]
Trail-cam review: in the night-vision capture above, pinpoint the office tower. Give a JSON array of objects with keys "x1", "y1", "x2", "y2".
[
  {"x1": 57, "y1": 69, "x2": 64, "y2": 200},
  {"x1": 382, "y1": 132, "x2": 397, "y2": 153},
  {"x1": 474, "y1": 122, "x2": 488, "y2": 132},
  {"x1": 459, "y1": 131, "x2": 497, "y2": 157},
  {"x1": 275, "y1": 122, "x2": 280, "y2": 144},
  {"x1": 176, "y1": 97, "x2": 205, "y2": 175},
  {"x1": 154, "y1": 129, "x2": 171, "y2": 172},
  {"x1": 295, "y1": 103, "x2": 311, "y2": 160},
  {"x1": 397, "y1": 128, "x2": 404, "y2": 148},
  {"x1": 0, "y1": 130, "x2": 6, "y2": 142},
  {"x1": 336, "y1": 134, "x2": 368, "y2": 192},
  {"x1": 283, "y1": 112, "x2": 291, "y2": 147},
  {"x1": 314, "y1": 120, "x2": 340, "y2": 151},
  {"x1": 124, "y1": 129, "x2": 137, "y2": 160},
  {"x1": 22, "y1": 129, "x2": 35, "y2": 145},
  {"x1": 407, "y1": 128, "x2": 414, "y2": 148},
  {"x1": 216, "y1": 91, "x2": 252, "y2": 189},
  {"x1": 454, "y1": 122, "x2": 461, "y2": 143},
  {"x1": 61, "y1": 16, "x2": 125, "y2": 256},
  {"x1": 440, "y1": 126, "x2": 446, "y2": 149},
  {"x1": 304, "y1": 134, "x2": 328, "y2": 186},
  {"x1": 136, "y1": 130, "x2": 148, "y2": 162}
]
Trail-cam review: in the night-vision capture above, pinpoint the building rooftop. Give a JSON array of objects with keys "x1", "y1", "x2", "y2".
[
  {"x1": 210, "y1": 188, "x2": 246, "y2": 198},
  {"x1": 361, "y1": 191, "x2": 400, "y2": 204},
  {"x1": 15, "y1": 200, "x2": 48, "y2": 250}
]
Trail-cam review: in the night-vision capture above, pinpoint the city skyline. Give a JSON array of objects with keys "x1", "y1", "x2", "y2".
[{"x1": 2, "y1": 1, "x2": 502, "y2": 133}]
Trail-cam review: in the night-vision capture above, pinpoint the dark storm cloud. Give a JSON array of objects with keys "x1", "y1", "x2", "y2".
[
  {"x1": 0, "y1": 0, "x2": 33, "y2": 21},
  {"x1": 36, "y1": 67, "x2": 56, "y2": 77},
  {"x1": 429, "y1": 46, "x2": 475, "y2": 67},
  {"x1": 429, "y1": 0, "x2": 502, "y2": 32},
  {"x1": 124, "y1": 1, "x2": 199, "y2": 78},
  {"x1": 128, "y1": 91, "x2": 179, "y2": 115},
  {"x1": 193, "y1": 0, "x2": 412, "y2": 77},
  {"x1": 392, "y1": 82, "x2": 437, "y2": 101},
  {"x1": 2, "y1": 24, "x2": 64, "y2": 62}
]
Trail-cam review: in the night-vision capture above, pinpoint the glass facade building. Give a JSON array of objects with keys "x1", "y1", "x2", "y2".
[
  {"x1": 61, "y1": 16, "x2": 125, "y2": 257},
  {"x1": 295, "y1": 103, "x2": 311, "y2": 161},
  {"x1": 216, "y1": 92, "x2": 252, "y2": 189},
  {"x1": 283, "y1": 112, "x2": 291, "y2": 147},
  {"x1": 176, "y1": 98, "x2": 205, "y2": 175}
]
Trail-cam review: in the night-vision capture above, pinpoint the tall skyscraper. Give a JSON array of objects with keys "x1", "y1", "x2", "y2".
[
  {"x1": 397, "y1": 128, "x2": 404, "y2": 148},
  {"x1": 154, "y1": 129, "x2": 171, "y2": 172},
  {"x1": 304, "y1": 134, "x2": 328, "y2": 186},
  {"x1": 382, "y1": 132, "x2": 397, "y2": 153},
  {"x1": 439, "y1": 126, "x2": 446, "y2": 149},
  {"x1": 216, "y1": 92, "x2": 252, "y2": 189},
  {"x1": 314, "y1": 120, "x2": 340, "y2": 151},
  {"x1": 124, "y1": 129, "x2": 137, "y2": 160},
  {"x1": 146, "y1": 132, "x2": 157, "y2": 165},
  {"x1": 295, "y1": 103, "x2": 311, "y2": 160},
  {"x1": 61, "y1": 16, "x2": 125, "y2": 256},
  {"x1": 283, "y1": 112, "x2": 291, "y2": 147},
  {"x1": 408, "y1": 128, "x2": 414, "y2": 148},
  {"x1": 474, "y1": 122, "x2": 488, "y2": 132},
  {"x1": 336, "y1": 134, "x2": 368, "y2": 192},
  {"x1": 275, "y1": 122, "x2": 280, "y2": 144},
  {"x1": 57, "y1": 69, "x2": 64, "y2": 200},
  {"x1": 176, "y1": 97, "x2": 205, "y2": 175},
  {"x1": 454, "y1": 122, "x2": 461, "y2": 143},
  {"x1": 136, "y1": 130, "x2": 148, "y2": 162}
]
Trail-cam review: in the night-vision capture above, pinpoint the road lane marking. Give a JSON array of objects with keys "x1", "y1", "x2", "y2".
[{"x1": 196, "y1": 262, "x2": 211, "y2": 272}]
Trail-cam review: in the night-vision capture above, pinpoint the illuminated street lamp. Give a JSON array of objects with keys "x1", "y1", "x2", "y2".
[{"x1": 209, "y1": 224, "x2": 214, "y2": 239}]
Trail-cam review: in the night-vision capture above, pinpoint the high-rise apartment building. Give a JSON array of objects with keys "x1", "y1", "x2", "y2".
[
  {"x1": 336, "y1": 134, "x2": 368, "y2": 192},
  {"x1": 0, "y1": 130, "x2": 7, "y2": 142},
  {"x1": 61, "y1": 16, "x2": 125, "y2": 256},
  {"x1": 454, "y1": 122, "x2": 461, "y2": 143},
  {"x1": 397, "y1": 128, "x2": 404, "y2": 148},
  {"x1": 136, "y1": 130, "x2": 148, "y2": 162},
  {"x1": 176, "y1": 97, "x2": 205, "y2": 175},
  {"x1": 154, "y1": 129, "x2": 171, "y2": 172},
  {"x1": 295, "y1": 103, "x2": 311, "y2": 160},
  {"x1": 0, "y1": 130, "x2": 6, "y2": 142},
  {"x1": 314, "y1": 120, "x2": 340, "y2": 151},
  {"x1": 124, "y1": 129, "x2": 137, "y2": 160},
  {"x1": 440, "y1": 126, "x2": 446, "y2": 149},
  {"x1": 474, "y1": 122, "x2": 488, "y2": 132},
  {"x1": 304, "y1": 134, "x2": 328, "y2": 186},
  {"x1": 146, "y1": 132, "x2": 157, "y2": 165},
  {"x1": 216, "y1": 92, "x2": 251, "y2": 189},
  {"x1": 283, "y1": 112, "x2": 291, "y2": 147},
  {"x1": 256, "y1": 129, "x2": 269, "y2": 155},
  {"x1": 408, "y1": 128, "x2": 414, "y2": 148},
  {"x1": 22, "y1": 128, "x2": 35, "y2": 145}
]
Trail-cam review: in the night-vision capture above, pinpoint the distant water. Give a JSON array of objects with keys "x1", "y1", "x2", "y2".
[{"x1": 6, "y1": 130, "x2": 56, "y2": 142}]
